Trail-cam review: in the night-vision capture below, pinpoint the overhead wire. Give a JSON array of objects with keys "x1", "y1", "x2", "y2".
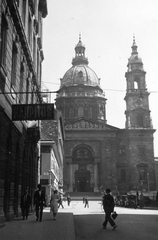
[{"x1": 2, "y1": 67, "x2": 158, "y2": 94}]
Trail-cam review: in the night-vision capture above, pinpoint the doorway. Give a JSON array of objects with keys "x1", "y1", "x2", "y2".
[{"x1": 75, "y1": 169, "x2": 91, "y2": 192}]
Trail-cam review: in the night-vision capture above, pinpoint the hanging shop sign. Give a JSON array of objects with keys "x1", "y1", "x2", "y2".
[{"x1": 12, "y1": 103, "x2": 54, "y2": 121}]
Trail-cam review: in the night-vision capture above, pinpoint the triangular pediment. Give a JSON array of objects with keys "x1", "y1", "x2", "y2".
[{"x1": 65, "y1": 119, "x2": 119, "y2": 131}]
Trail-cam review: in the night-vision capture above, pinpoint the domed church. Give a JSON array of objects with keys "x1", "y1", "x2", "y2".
[{"x1": 55, "y1": 36, "x2": 156, "y2": 194}]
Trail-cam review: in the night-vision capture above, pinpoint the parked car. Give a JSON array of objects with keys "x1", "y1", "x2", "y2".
[
  {"x1": 114, "y1": 195, "x2": 122, "y2": 206},
  {"x1": 120, "y1": 195, "x2": 128, "y2": 207},
  {"x1": 115, "y1": 194, "x2": 138, "y2": 208},
  {"x1": 114, "y1": 195, "x2": 128, "y2": 207},
  {"x1": 125, "y1": 195, "x2": 137, "y2": 208}
]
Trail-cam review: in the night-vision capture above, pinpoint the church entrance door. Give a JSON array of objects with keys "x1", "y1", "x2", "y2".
[{"x1": 75, "y1": 169, "x2": 91, "y2": 192}]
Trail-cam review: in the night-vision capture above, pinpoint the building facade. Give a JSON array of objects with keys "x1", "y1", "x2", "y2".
[
  {"x1": 40, "y1": 109, "x2": 65, "y2": 205},
  {"x1": 0, "y1": 0, "x2": 47, "y2": 223},
  {"x1": 55, "y1": 36, "x2": 156, "y2": 195}
]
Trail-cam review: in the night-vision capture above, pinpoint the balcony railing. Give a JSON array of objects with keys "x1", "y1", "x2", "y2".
[{"x1": 56, "y1": 91, "x2": 105, "y2": 98}]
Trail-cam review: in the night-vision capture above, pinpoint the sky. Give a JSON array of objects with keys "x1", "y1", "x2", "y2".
[{"x1": 42, "y1": 0, "x2": 158, "y2": 156}]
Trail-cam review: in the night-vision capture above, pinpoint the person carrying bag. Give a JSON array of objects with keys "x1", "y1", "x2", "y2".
[{"x1": 102, "y1": 188, "x2": 117, "y2": 230}]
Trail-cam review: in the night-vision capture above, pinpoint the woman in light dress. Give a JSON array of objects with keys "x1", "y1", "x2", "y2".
[{"x1": 50, "y1": 190, "x2": 59, "y2": 220}]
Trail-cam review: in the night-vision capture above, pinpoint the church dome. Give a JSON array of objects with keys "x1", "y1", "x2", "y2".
[
  {"x1": 61, "y1": 64, "x2": 100, "y2": 87},
  {"x1": 60, "y1": 36, "x2": 100, "y2": 88}
]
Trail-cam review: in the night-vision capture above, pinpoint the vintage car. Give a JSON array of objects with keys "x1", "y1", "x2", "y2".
[
  {"x1": 125, "y1": 195, "x2": 137, "y2": 208},
  {"x1": 114, "y1": 195, "x2": 128, "y2": 207},
  {"x1": 115, "y1": 194, "x2": 138, "y2": 208}
]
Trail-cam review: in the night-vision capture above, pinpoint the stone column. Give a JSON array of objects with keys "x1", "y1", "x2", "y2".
[{"x1": 94, "y1": 163, "x2": 98, "y2": 192}]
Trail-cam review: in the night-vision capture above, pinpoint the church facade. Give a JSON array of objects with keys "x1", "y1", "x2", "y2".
[{"x1": 55, "y1": 36, "x2": 156, "y2": 194}]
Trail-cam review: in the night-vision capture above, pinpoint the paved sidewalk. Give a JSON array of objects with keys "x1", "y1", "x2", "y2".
[{"x1": 0, "y1": 208, "x2": 76, "y2": 240}]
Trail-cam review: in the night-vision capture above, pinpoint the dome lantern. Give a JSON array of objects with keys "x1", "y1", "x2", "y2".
[
  {"x1": 72, "y1": 34, "x2": 89, "y2": 66},
  {"x1": 127, "y1": 36, "x2": 144, "y2": 71}
]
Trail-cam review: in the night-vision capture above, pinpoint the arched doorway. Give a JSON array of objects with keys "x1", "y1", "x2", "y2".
[{"x1": 72, "y1": 145, "x2": 94, "y2": 192}]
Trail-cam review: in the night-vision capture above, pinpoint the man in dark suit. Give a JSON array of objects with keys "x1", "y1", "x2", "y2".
[
  {"x1": 34, "y1": 184, "x2": 46, "y2": 222},
  {"x1": 102, "y1": 188, "x2": 117, "y2": 230},
  {"x1": 20, "y1": 189, "x2": 31, "y2": 220}
]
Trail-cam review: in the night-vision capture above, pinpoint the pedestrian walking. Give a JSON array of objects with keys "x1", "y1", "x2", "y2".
[
  {"x1": 136, "y1": 190, "x2": 139, "y2": 208},
  {"x1": 20, "y1": 189, "x2": 31, "y2": 220},
  {"x1": 84, "y1": 196, "x2": 89, "y2": 208},
  {"x1": 58, "y1": 195, "x2": 64, "y2": 208},
  {"x1": 67, "y1": 194, "x2": 71, "y2": 206},
  {"x1": 102, "y1": 188, "x2": 117, "y2": 230},
  {"x1": 50, "y1": 190, "x2": 59, "y2": 220},
  {"x1": 139, "y1": 192, "x2": 144, "y2": 209},
  {"x1": 34, "y1": 184, "x2": 46, "y2": 222}
]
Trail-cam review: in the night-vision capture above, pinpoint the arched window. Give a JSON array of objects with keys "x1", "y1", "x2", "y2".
[
  {"x1": 137, "y1": 114, "x2": 143, "y2": 127},
  {"x1": 72, "y1": 146, "x2": 94, "y2": 163},
  {"x1": 120, "y1": 169, "x2": 126, "y2": 182},
  {"x1": 78, "y1": 106, "x2": 84, "y2": 117},
  {"x1": 134, "y1": 77, "x2": 141, "y2": 90},
  {"x1": 134, "y1": 81, "x2": 138, "y2": 89},
  {"x1": 137, "y1": 163, "x2": 148, "y2": 182}
]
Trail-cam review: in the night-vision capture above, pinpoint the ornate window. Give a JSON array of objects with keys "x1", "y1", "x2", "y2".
[
  {"x1": 78, "y1": 106, "x2": 84, "y2": 118},
  {"x1": 137, "y1": 163, "x2": 148, "y2": 182}
]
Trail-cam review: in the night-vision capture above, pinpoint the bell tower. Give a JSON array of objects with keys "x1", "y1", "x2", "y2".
[
  {"x1": 124, "y1": 37, "x2": 152, "y2": 129},
  {"x1": 124, "y1": 37, "x2": 156, "y2": 192}
]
